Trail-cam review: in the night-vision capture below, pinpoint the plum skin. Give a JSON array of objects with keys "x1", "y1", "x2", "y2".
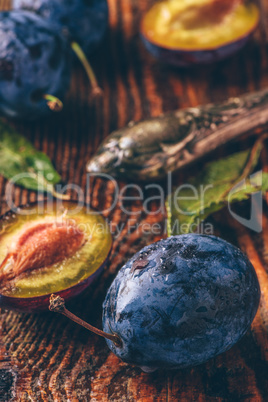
[
  {"x1": 102, "y1": 234, "x2": 260, "y2": 372},
  {"x1": 0, "y1": 11, "x2": 71, "y2": 119},
  {"x1": 13, "y1": 0, "x2": 109, "y2": 56},
  {"x1": 140, "y1": 33, "x2": 255, "y2": 67},
  {"x1": 0, "y1": 261, "x2": 106, "y2": 313}
]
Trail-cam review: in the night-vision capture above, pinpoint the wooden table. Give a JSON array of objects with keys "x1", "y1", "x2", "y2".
[{"x1": 1, "y1": 1, "x2": 268, "y2": 400}]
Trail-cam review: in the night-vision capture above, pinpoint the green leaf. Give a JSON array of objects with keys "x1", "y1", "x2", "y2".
[
  {"x1": 0, "y1": 120, "x2": 69, "y2": 199},
  {"x1": 166, "y1": 148, "x2": 268, "y2": 236}
]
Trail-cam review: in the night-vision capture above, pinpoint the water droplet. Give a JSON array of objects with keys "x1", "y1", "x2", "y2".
[{"x1": 160, "y1": 260, "x2": 175, "y2": 274}]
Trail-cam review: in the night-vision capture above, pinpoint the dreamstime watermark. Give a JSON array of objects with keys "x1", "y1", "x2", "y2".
[{"x1": 3, "y1": 170, "x2": 264, "y2": 234}]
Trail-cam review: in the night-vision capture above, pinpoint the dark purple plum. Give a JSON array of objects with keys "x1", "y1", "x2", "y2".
[
  {"x1": 0, "y1": 10, "x2": 71, "y2": 119},
  {"x1": 102, "y1": 234, "x2": 260, "y2": 372},
  {"x1": 13, "y1": 0, "x2": 109, "y2": 56}
]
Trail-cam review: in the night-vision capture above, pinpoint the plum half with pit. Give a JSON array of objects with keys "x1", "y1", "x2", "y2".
[
  {"x1": 140, "y1": 0, "x2": 260, "y2": 67},
  {"x1": 102, "y1": 234, "x2": 260, "y2": 371},
  {"x1": 0, "y1": 200, "x2": 112, "y2": 312},
  {"x1": 13, "y1": 0, "x2": 109, "y2": 56},
  {"x1": 0, "y1": 10, "x2": 71, "y2": 119}
]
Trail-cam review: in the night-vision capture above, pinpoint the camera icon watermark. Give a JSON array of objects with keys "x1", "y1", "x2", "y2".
[{"x1": 228, "y1": 170, "x2": 264, "y2": 233}]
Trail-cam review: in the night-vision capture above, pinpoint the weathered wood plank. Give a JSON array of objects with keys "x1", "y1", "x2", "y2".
[{"x1": 0, "y1": 0, "x2": 268, "y2": 400}]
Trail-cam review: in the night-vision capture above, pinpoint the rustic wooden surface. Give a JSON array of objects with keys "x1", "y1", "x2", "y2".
[{"x1": 1, "y1": 0, "x2": 268, "y2": 400}]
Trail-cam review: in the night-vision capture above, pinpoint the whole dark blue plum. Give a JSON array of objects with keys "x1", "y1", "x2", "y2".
[
  {"x1": 0, "y1": 11, "x2": 71, "y2": 119},
  {"x1": 102, "y1": 234, "x2": 260, "y2": 372},
  {"x1": 13, "y1": 0, "x2": 109, "y2": 56}
]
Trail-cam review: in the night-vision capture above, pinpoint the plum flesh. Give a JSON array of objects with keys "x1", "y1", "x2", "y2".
[
  {"x1": 102, "y1": 234, "x2": 260, "y2": 372},
  {"x1": 0, "y1": 201, "x2": 112, "y2": 312},
  {"x1": 140, "y1": 0, "x2": 260, "y2": 67}
]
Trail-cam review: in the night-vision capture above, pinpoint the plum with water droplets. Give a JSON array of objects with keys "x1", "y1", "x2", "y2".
[
  {"x1": 102, "y1": 234, "x2": 260, "y2": 371},
  {"x1": 50, "y1": 234, "x2": 260, "y2": 372}
]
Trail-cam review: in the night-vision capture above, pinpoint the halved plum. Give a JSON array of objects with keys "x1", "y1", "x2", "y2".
[
  {"x1": 140, "y1": 0, "x2": 260, "y2": 67},
  {"x1": 0, "y1": 200, "x2": 112, "y2": 312}
]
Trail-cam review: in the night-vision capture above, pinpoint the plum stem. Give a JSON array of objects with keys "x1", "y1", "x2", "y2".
[
  {"x1": 43, "y1": 94, "x2": 63, "y2": 112},
  {"x1": 49, "y1": 294, "x2": 122, "y2": 347},
  {"x1": 71, "y1": 41, "x2": 103, "y2": 98}
]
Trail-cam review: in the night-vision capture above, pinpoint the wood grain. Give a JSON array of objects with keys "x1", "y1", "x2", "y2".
[{"x1": 0, "y1": 0, "x2": 268, "y2": 400}]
